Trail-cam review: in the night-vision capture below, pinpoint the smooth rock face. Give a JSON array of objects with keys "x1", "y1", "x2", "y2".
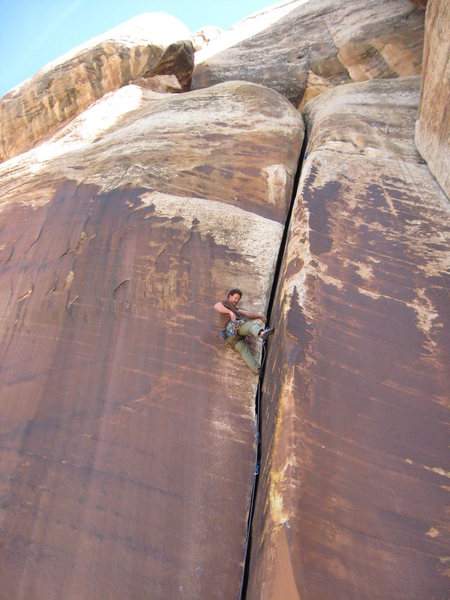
[
  {"x1": 415, "y1": 0, "x2": 450, "y2": 197},
  {"x1": 193, "y1": 0, "x2": 425, "y2": 108},
  {"x1": 246, "y1": 77, "x2": 450, "y2": 599},
  {"x1": 0, "y1": 13, "x2": 194, "y2": 164},
  {"x1": 0, "y1": 82, "x2": 304, "y2": 599}
]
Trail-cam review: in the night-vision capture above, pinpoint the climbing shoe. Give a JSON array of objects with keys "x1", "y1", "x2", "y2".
[{"x1": 260, "y1": 327, "x2": 274, "y2": 341}]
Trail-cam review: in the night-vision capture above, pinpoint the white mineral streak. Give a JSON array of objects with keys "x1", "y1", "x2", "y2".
[
  {"x1": 195, "y1": 0, "x2": 309, "y2": 63},
  {"x1": 279, "y1": 126, "x2": 450, "y2": 346},
  {"x1": 265, "y1": 165, "x2": 288, "y2": 207},
  {"x1": 0, "y1": 85, "x2": 148, "y2": 210},
  {"x1": 405, "y1": 458, "x2": 450, "y2": 479},
  {"x1": 31, "y1": 86, "x2": 146, "y2": 170},
  {"x1": 139, "y1": 189, "x2": 283, "y2": 277},
  {"x1": 191, "y1": 26, "x2": 223, "y2": 52}
]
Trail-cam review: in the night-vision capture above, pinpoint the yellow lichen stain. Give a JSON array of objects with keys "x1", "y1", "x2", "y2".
[
  {"x1": 269, "y1": 470, "x2": 289, "y2": 528},
  {"x1": 265, "y1": 370, "x2": 298, "y2": 538}
]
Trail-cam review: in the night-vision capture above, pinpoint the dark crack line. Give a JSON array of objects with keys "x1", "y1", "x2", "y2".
[
  {"x1": 239, "y1": 129, "x2": 308, "y2": 599},
  {"x1": 24, "y1": 223, "x2": 44, "y2": 254}
]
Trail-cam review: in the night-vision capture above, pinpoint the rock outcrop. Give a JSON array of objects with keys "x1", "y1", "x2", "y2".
[
  {"x1": 246, "y1": 77, "x2": 449, "y2": 599},
  {"x1": 192, "y1": 26, "x2": 223, "y2": 51},
  {"x1": 0, "y1": 14, "x2": 194, "y2": 164},
  {"x1": 193, "y1": 0, "x2": 425, "y2": 108},
  {"x1": 0, "y1": 82, "x2": 304, "y2": 599},
  {"x1": 0, "y1": 2, "x2": 448, "y2": 599},
  {"x1": 415, "y1": 0, "x2": 450, "y2": 197}
]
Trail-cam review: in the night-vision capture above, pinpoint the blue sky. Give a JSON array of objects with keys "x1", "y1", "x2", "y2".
[{"x1": 0, "y1": 0, "x2": 274, "y2": 98}]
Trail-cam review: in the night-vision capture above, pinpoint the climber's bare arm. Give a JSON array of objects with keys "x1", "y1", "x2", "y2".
[{"x1": 214, "y1": 301, "x2": 237, "y2": 321}]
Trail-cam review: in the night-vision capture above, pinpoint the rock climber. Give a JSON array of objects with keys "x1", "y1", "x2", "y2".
[{"x1": 214, "y1": 288, "x2": 274, "y2": 375}]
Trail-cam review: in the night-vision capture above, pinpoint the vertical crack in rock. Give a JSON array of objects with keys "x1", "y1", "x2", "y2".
[
  {"x1": 239, "y1": 133, "x2": 308, "y2": 599},
  {"x1": 242, "y1": 76, "x2": 449, "y2": 600}
]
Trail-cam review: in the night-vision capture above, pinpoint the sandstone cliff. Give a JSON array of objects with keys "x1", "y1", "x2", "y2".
[
  {"x1": 0, "y1": 1, "x2": 448, "y2": 599},
  {"x1": 0, "y1": 14, "x2": 194, "y2": 163},
  {"x1": 0, "y1": 77, "x2": 303, "y2": 598},
  {"x1": 193, "y1": 0, "x2": 425, "y2": 108},
  {"x1": 247, "y1": 75, "x2": 449, "y2": 600}
]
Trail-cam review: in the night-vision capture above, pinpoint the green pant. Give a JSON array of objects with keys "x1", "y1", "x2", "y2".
[{"x1": 226, "y1": 319, "x2": 264, "y2": 373}]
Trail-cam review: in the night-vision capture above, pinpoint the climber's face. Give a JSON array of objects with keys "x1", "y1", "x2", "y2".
[{"x1": 228, "y1": 293, "x2": 241, "y2": 306}]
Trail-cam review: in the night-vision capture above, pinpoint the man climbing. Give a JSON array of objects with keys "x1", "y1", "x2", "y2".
[{"x1": 214, "y1": 288, "x2": 274, "y2": 375}]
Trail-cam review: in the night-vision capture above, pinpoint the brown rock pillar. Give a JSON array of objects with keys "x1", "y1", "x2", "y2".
[
  {"x1": 415, "y1": 0, "x2": 450, "y2": 197},
  {"x1": 246, "y1": 77, "x2": 450, "y2": 600}
]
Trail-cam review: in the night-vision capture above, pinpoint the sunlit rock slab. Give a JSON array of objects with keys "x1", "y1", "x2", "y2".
[
  {"x1": 415, "y1": 0, "x2": 450, "y2": 197},
  {"x1": 193, "y1": 0, "x2": 425, "y2": 109},
  {"x1": 0, "y1": 82, "x2": 302, "y2": 224},
  {"x1": 246, "y1": 77, "x2": 449, "y2": 599},
  {"x1": 0, "y1": 13, "x2": 194, "y2": 164},
  {"x1": 0, "y1": 82, "x2": 304, "y2": 599}
]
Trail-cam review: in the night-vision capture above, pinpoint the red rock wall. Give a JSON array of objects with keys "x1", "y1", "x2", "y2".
[
  {"x1": 246, "y1": 77, "x2": 450, "y2": 599},
  {"x1": 410, "y1": 0, "x2": 428, "y2": 8},
  {"x1": 0, "y1": 82, "x2": 304, "y2": 599},
  {"x1": 0, "y1": 2, "x2": 447, "y2": 598}
]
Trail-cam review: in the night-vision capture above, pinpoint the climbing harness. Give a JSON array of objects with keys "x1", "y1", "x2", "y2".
[{"x1": 220, "y1": 319, "x2": 245, "y2": 343}]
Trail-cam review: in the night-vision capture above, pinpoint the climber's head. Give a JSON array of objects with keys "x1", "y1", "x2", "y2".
[{"x1": 227, "y1": 289, "x2": 242, "y2": 306}]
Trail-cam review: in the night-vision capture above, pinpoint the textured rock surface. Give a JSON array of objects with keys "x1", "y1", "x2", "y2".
[
  {"x1": 0, "y1": 14, "x2": 194, "y2": 164},
  {"x1": 415, "y1": 0, "x2": 450, "y2": 197},
  {"x1": 193, "y1": 0, "x2": 425, "y2": 108},
  {"x1": 194, "y1": 0, "x2": 307, "y2": 63},
  {"x1": 246, "y1": 77, "x2": 450, "y2": 599},
  {"x1": 0, "y1": 82, "x2": 304, "y2": 599},
  {"x1": 192, "y1": 26, "x2": 223, "y2": 51},
  {"x1": 1, "y1": 2, "x2": 448, "y2": 598}
]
